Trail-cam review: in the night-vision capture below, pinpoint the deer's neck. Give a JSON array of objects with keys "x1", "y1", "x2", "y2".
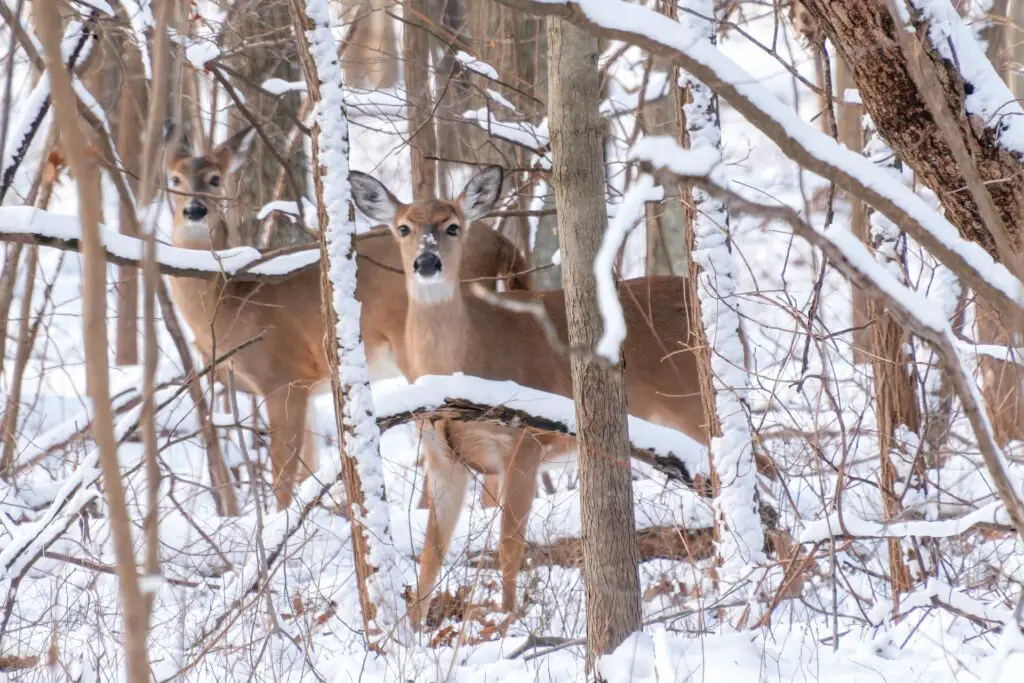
[
  {"x1": 403, "y1": 284, "x2": 471, "y2": 380},
  {"x1": 171, "y1": 219, "x2": 228, "y2": 252}
]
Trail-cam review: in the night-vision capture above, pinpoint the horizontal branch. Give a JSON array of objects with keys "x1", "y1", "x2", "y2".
[
  {"x1": 799, "y1": 502, "x2": 1010, "y2": 543},
  {"x1": 466, "y1": 524, "x2": 715, "y2": 570},
  {"x1": 0, "y1": 207, "x2": 320, "y2": 281},
  {"x1": 379, "y1": 397, "x2": 700, "y2": 488},
  {"x1": 374, "y1": 375, "x2": 711, "y2": 483}
]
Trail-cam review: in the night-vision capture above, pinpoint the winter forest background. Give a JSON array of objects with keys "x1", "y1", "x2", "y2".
[{"x1": 3, "y1": 0, "x2": 1024, "y2": 680}]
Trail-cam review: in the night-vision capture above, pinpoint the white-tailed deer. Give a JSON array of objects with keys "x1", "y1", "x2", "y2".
[
  {"x1": 350, "y1": 166, "x2": 706, "y2": 625},
  {"x1": 165, "y1": 131, "x2": 530, "y2": 510}
]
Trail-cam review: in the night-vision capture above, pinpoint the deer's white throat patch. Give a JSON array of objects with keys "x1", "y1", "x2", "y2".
[
  {"x1": 409, "y1": 275, "x2": 454, "y2": 303},
  {"x1": 177, "y1": 220, "x2": 214, "y2": 246}
]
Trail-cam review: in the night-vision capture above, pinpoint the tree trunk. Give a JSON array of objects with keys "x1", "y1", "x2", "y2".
[
  {"x1": 224, "y1": 0, "x2": 310, "y2": 248},
  {"x1": 114, "y1": 33, "x2": 145, "y2": 367},
  {"x1": 290, "y1": 0, "x2": 404, "y2": 638},
  {"x1": 679, "y1": 0, "x2": 763, "y2": 580},
  {"x1": 863, "y1": 118, "x2": 919, "y2": 607},
  {"x1": 801, "y1": 0, "x2": 1024, "y2": 443},
  {"x1": 837, "y1": 57, "x2": 870, "y2": 364},
  {"x1": 432, "y1": 0, "x2": 472, "y2": 197},
  {"x1": 547, "y1": 16, "x2": 641, "y2": 664},
  {"x1": 339, "y1": 0, "x2": 399, "y2": 89},
  {"x1": 36, "y1": 2, "x2": 150, "y2": 679},
  {"x1": 403, "y1": 0, "x2": 438, "y2": 201}
]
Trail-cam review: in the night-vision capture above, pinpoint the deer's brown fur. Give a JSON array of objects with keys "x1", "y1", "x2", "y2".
[
  {"x1": 166, "y1": 133, "x2": 530, "y2": 510},
  {"x1": 351, "y1": 165, "x2": 705, "y2": 625}
]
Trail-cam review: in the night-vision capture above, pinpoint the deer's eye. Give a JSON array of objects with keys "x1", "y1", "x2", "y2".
[
  {"x1": 170, "y1": 176, "x2": 181, "y2": 187},
  {"x1": 398, "y1": 225, "x2": 411, "y2": 237},
  {"x1": 208, "y1": 175, "x2": 221, "y2": 188},
  {"x1": 445, "y1": 223, "x2": 459, "y2": 237}
]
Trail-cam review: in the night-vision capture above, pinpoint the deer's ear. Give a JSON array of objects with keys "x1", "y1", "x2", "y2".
[
  {"x1": 164, "y1": 122, "x2": 192, "y2": 167},
  {"x1": 213, "y1": 126, "x2": 257, "y2": 173},
  {"x1": 458, "y1": 165, "x2": 504, "y2": 222},
  {"x1": 350, "y1": 171, "x2": 400, "y2": 225}
]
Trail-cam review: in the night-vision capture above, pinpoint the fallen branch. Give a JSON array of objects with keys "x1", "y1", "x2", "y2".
[{"x1": 465, "y1": 524, "x2": 716, "y2": 570}]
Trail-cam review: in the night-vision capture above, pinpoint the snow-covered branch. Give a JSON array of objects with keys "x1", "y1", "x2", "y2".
[
  {"x1": 375, "y1": 374, "x2": 709, "y2": 483},
  {"x1": 0, "y1": 206, "x2": 322, "y2": 279},
  {"x1": 290, "y1": 0, "x2": 404, "y2": 637},
  {"x1": 633, "y1": 139, "x2": 1024, "y2": 543},
  {"x1": 495, "y1": 0, "x2": 1024, "y2": 330}
]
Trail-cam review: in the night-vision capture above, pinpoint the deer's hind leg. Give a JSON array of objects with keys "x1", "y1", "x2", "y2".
[
  {"x1": 414, "y1": 420, "x2": 470, "y2": 625},
  {"x1": 265, "y1": 383, "x2": 312, "y2": 511},
  {"x1": 498, "y1": 429, "x2": 542, "y2": 614}
]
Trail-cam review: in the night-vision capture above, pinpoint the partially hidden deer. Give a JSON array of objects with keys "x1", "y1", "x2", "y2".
[
  {"x1": 349, "y1": 165, "x2": 708, "y2": 625},
  {"x1": 165, "y1": 130, "x2": 530, "y2": 510}
]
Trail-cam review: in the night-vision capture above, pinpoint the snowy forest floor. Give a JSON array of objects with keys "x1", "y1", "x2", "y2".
[{"x1": 2, "y1": 5, "x2": 1024, "y2": 682}]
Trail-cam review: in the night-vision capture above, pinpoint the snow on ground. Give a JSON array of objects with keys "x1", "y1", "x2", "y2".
[{"x1": 1, "y1": 4, "x2": 1022, "y2": 682}]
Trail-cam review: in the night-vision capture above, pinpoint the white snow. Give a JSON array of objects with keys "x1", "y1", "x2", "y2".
[
  {"x1": 594, "y1": 174, "x2": 656, "y2": 364},
  {"x1": 260, "y1": 77, "x2": 308, "y2": 95},
  {"x1": 456, "y1": 51, "x2": 500, "y2": 81}
]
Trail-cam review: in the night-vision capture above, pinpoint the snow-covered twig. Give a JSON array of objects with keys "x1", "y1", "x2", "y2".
[
  {"x1": 800, "y1": 502, "x2": 1008, "y2": 543},
  {"x1": 593, "y1": 174, "x2": 658, "y2": 364},
  {"x1": 0, "y1": 15, "x2": 96, "y2": 204}
]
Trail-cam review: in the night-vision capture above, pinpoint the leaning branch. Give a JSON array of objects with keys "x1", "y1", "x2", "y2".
[
  {"x1": 495, "y1": 0, "x2": 1024, "y2": 331},
  {"x1": 632, "y1": 140, "x2": 1024, "y2": 542}
]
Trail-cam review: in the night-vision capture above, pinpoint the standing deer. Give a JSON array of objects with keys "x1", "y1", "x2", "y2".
[
  {"x1": 165, "y1": 131, "x2": 530, "y2": 510},
  {"x1": 350, "y1": 165, "x2": 707, "y2": 625}
]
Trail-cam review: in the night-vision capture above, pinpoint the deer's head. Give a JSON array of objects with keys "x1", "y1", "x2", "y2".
[
  {"x1": 165, "y1": 126, "x2": 255, "y2": 249},
  {"x1": 350, "y1": 166, "x2": 504, "y2": 303}
]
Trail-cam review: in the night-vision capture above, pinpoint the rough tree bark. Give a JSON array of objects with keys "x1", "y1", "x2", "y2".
[
  {"x1": 547, "y1": 16, "x2": 642, "y2": 664},
  {"x1": 800, "y1": 0, "x2": 1024, "y2": 443},
  {"x1": 403, "y1": 0, "x2": 438, "y2": 201}
]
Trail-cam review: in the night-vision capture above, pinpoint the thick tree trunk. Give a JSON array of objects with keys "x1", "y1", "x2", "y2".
[
  {"x1": 547, "y1": 17, "x2": 641, "y2": 663},
  {"x1": 403, "y1": 0, "x2": 439, "y2": 201},
  {"x1": 801, "y1": 0, "x2": 1024, "y2": 443}
]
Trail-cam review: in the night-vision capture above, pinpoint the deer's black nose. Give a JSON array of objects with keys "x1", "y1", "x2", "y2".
[
  {"x1": 183, "y1": 202, "x2": 208, "y2": 222},
  {"x1": 413, "y1": 252, "x2": 442, "y2": 278}
]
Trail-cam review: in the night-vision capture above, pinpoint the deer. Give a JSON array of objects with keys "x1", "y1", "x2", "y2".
[
  {"x1": 349, "y1": 165, "x2": 708, "y2": 626},
  {"x1": 164, "y1": 129, "x2": 531, "y2": 511}
]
